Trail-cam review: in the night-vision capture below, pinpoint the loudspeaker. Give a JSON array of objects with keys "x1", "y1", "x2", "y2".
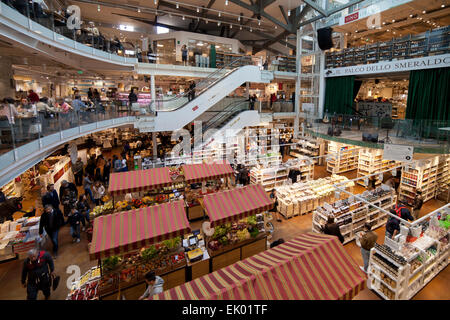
[{"x1": 317, "y1": 27, "x2": 334, "y2": 50}]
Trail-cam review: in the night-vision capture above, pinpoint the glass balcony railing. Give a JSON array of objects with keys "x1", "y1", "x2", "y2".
[
  {"x1": 302, "y1": 113, "x2": 450, "y2": 154},
  {"x1": 0, "y1": 102, "x2": 133, "y2": 158},
  {"x1": 325, "y1": 27, "x2": 450, "y2": 69}
]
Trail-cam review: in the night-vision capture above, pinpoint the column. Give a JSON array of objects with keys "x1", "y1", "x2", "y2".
[
  {"x1": 294, "y1": 28, "x2": 301, "y2": 138},
  {"x1": 152, "y1": 132, "x2": 157, "y2": 160},
  {"x1": 245, "y1": 82, "x2": 250, "y2": 99},
  {"x1": 318, "y1": 52, "x2": 326, "y2": 119},
  {"x1": 150, "y1": 74, "x2": 156, "y2": 112},
  {"x1": 0, "y1": 57, "x2": 15, "y2": 98}
]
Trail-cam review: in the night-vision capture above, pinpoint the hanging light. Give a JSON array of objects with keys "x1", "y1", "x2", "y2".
[
  {"x1": 239, "y1": 25, "x2": 242, "y2": 30},
  {"x1": 182, "y1": 16, "x2": 185, "y2": 20},
  {"x1": 409, "y1": 14, "x2": 413, "y2": 18},
  {"x1": 218, "y1": 21, "x2": 221, "y2": 26},
  {"x1": 275, "y1": 25, "x2": 277, "y2": 29},
  {"x1": 137, "y1": 8, "x2": 141, "y2": 13},
  {"x1": 154, "y1": 0, "x2": 157, "y2": 4},
  {"x1": 288, "y1": 10, "x2": 291, "y2": 16},
  {"x1": 442, "y1": 4, "x2": 445, "y2": 8},
  {"x1": 97, "y1": 5, "x2": 100, "y2": 11},
  {"x1": 230, "y1": 24, "x2": 232, "y2": 29},
  {"x1": 392, "y1": 19, "x2": 395, "y2": 22},
  {"x1": 250, "y1": 27, "x2": 252, "y2": 32},
  {"x1": 205, "y1": 19, "x2": 208, "y2": 24},
  {"x1": 238, "y1": 16, "x2": 240, "y2": 22},
  {"x1": 225, "y1": 0, "x2": 228, "y2": 5},
  {"x1": 422, "y1": 10, "x2": 426, "y2": 13},
  {"x1": 197, "y1": 7, "x2": 200, "y2": 13},
  {"x1": 176, "y1": 3, "x2": 179, "y2": 9},
  {"x1": 258, "y1": 20, "x2": 261, "y2": 26},
  {"x1": 218, "y1": 12, "x2": 221, "y2": 17}
]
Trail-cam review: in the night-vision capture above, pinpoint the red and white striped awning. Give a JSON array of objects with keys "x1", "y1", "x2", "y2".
[
  {"x1": 108, "y1": 167, "x2": 172, "y2": 195},
  {"x1": 203, "y1": 184, "x2": 273, "y2": 227},
  {"x1": 182, "y1": 162, "x2": 234, "y2": 184}
]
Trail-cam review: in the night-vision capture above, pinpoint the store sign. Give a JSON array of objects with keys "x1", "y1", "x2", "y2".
[
  {"x1": 383, "y1": 144, "x2": 413, "y2": 162},
  {"x1": 344, "y1": 12, "x2": 359, "y2": 24},
  {"x1": 325, "y1": 54, "x2": 450, "y2": 77}
]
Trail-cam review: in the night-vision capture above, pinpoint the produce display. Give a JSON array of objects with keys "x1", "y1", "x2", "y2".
[
  {"x1": 207, "y1": 215, "x2": 263, "y2": 252},
  {"x1": 95, "y1": 237, "x2": 185, "y2": 296},
  {"x1": 66, "y1": 267, "x2": 101, "y2": 300},
  {"x1": 91, "y1": 201, "x2": 114, "y2": 218}
]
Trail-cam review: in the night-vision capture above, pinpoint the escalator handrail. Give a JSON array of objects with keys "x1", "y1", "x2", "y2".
[
  {"x1": 202, "y1": 100, "x2": 250, "y2": 132},
  {"x1": 151, "y1": 56, "x2": 248, "y2": 112}
]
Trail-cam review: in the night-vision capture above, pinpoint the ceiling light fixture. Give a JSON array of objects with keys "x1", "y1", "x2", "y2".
[
  {"x1": 275, "y1": 25, "x2": 277, "y2": 29},
  {"x1": 288, "y1": 10, "x2": 291, "y2": 16},
  {"x1": 176, "y1": 3, "x2": 179, "y2": 9},
  {"x1": 217, "y1": 21, "x2": 221, "y2": 26},
  {"x1": 230, "y1": 24, "x2": 232, "y2": 28},
  {"x1": 258, "y1": 20, "x2": 261, "y2": 25},
  {"x1": 182, "y1": 15, "x2": 185, "y2": 20},
  {"x1": 240, "y1": 25, "x2": 242, "y2": 30},
  {"x1": 154, "y1": 0, "x2": 157, "y2": 4},
  {"x1": 218, "y1": 12, "x2": 221, "y2": 17},
  {"x1": 197, "y1": 7, "x2": 199, "y2": 12},
  {"x1": 250, "y1": 27, "x2": 252, "y2": 32},
  {"x1": 422, "y1": 10, "x2": 426, "y2": 14},
  {"x1": 137, "y1": 8, "x2": 141, "y2": 12},
  {"x1": 97, "y1": 5, "x2": 100, "y2": 11},
  {"x1": 442, "y1": 4, "x2": 445, "y2": 8},
  {"x1": 205, "y1": 19, "x2": 208, "y2": 23},
  {"x1": 409, "y1": 14, "x2": 413, "y2": 17},
  {"x1": 238, "y1": 16, "x2": 240, "y2": 21},
  {"x1": 225, "y1": 0, "x2": 228, "y2": 5},
  {"x1": 387, "y1": 29, "x2": 390, "y2": 32}
]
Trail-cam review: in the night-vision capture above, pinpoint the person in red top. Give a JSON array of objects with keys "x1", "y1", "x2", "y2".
[{"x1": 27, "y1": 90, "x2": 40, "y2": 103}]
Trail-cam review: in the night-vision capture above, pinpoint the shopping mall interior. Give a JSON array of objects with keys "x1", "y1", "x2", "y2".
[{"x1": 0, "y1": 0, "x2": 448, "y2": 303}]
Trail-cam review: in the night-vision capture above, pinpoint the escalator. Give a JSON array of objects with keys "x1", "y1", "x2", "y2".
[{"x1": 147, "y1": 57, "x2": 273, "y2": 132}]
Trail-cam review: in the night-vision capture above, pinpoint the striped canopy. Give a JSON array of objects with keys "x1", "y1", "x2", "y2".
[
  {"x1": 182, "y1": 162, "x2": 234, "y2": 184},
  {"x1": 89, "y1": 200, "x2": 190, "y2": 260},
  {"x1": 203, "y1": 184, "x2": 273, "y2": 227},
  {"x1": 108, "y1": 167, "x2": 173, "y2": 195},
  {"x1": 152, "y1": 233, "x2": 366, "y2": 300}
]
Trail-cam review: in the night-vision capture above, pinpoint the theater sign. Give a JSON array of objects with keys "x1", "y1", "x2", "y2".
[{"x1": 324, "y1": 54, "x2": 450, "y2": 77}]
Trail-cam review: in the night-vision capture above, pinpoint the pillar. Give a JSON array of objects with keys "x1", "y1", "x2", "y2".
[
  {"x1": 152, "y1": 132, "x2": 157, "y2": 160},
  {"x1": 245, "y1": 82, "x2": 249, "y2": 99},
  {"x1": 150, "y1": 74, "x2": 156, "y2": 111},
  {"x1": 0, "y1": 57, "x2": 15, "y2": 98}
]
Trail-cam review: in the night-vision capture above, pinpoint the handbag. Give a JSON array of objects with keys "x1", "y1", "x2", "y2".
[{"x1": 51, "y1": 273, "x2": 60, "y2": 291}]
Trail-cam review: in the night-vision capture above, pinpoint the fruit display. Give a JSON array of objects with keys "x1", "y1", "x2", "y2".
[
  {"x1": 96, "y1": 237, "x2": 186, "y2": 296},
  {"x1": 91, "y1": 201, "x2": 114, "y2": 218},
  {"x1": 207, "y1": 215, "x2": 264, "y2": 252}
]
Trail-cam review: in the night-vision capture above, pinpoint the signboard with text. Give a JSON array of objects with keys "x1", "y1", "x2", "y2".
[
  {"x1": 383, "y1": 144, "x2": 413, "y2": 162},
  {"x1": 325, "y1": 54, "x2": 450, "y2": 77}
]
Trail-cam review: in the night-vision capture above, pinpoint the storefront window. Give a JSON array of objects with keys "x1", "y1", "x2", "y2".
[{"x1": 153, "y1": 39, "x2": 176, "y2": 65}]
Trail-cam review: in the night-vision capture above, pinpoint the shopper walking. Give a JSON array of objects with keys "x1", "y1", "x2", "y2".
[
  {"x1": 94, "y1": 166, "x2": 102, "y2": 183},
  {"x1": 59, "y1": 180, "x2": 78, "y2": 200},
  {"x1": 269, "y1": 189, "x2": 282, "y2": 223},
  {"x1": 103, "y1": 159, "x2": 111, "y2": 185},
  {"x1": 321, "y1": 217, "x2": 345, "y2": 243},
  {"x1": 61, "y1": 188, "x2": 77, "y2": 217},
  {"x1": 121, "y1": 155, "x2": 128, "y2": 172},
  {"x1": 113, "y1": 155, "x2": 122, "y2": 172},
  {"x1": 77, "y1": 195, "x2": 91, "y2": 230},
  {"x1": 128, "y1": 89, "x2": 138, "y2": 111},
  {"x1": 73, "y1": 157, "x2": 84, "y2": 186},
  {"x1": 21, "y1": 249, "x2": 55, "y2": 300},
  {"x1": 385, "y1": 211, "x2": 401, "y2": 239},
  {"x1": 181, "y1": 45, "x2": 188, "y2": 66},
  {"x1": 67, "y1": 207, "x2": 82, "y2": 243},
  {"x1": 41, "y1": 184, "x2": 60, "y2": 212},
  {"x1": 39, "y1": 205, "x2": 64, "y2": 257},
  {"x1": 358, "y1": 223, "x2": 378, "y2": 272},
  {"x1": 93, "y1": 181, "x2": 106, "y2": 206},
  {"x1": 83, "y1": 173, "x2": 94, "y2": 203},
  {"x1": 139, "y1": 271, "x2": 164, "y2": 300},
  {"x1": 393, "y1": 201, "x2": 414, "y2": 221},
  {"x1": 412, "y1": 190, "x2": 424, "y2": 220}
]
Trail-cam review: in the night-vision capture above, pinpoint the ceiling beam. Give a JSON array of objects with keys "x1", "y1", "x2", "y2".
[
  {"x1": 302, "y1": 0, "x2": 327, "y2": 17},
  {"x1": 227, "y1": 0, "x2": 292, "y2": 32},
  {"x1": 194, "y1": 0, "x2": 216, "y2": 32},
  {"x1": 230, "y1": 12, "x2": 253, "y2": 38},
  {"x1": 278, "y1": 5, "x2": 289, "y2": 24}
]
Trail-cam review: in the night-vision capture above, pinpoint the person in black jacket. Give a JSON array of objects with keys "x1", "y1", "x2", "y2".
[
  {"x1": 412, "y1": 190, "x2": 424, "y2": 220},
  {"x1": 59, "y1": 180, "x2": 78, "y2": 200},
  {"x1": 322, "y1": 216, "x2": 345, "y2": 243},
  {"x1": 41, "y1": 184, "x2": 59, "y2": 211},
  {"x1": 39, "y1": 205, "x2": 64, "y2": 257},
  {"x1": 21, "y1": 249, "x2": 54, "y2": 300},
  {"x1": 67, "y1": 207, "x2": 82, "y2": 243}
]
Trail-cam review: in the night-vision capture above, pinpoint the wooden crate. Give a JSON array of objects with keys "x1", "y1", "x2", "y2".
[
  {"x1": 191, "y1": 259, "x2": 210, "y2": 280},
  {"x1": 212, "y1": 247, "x2": 240, "y2": 271},
  {"x1": 241, "y1": 238, "x2": 267, "y2": 260}
]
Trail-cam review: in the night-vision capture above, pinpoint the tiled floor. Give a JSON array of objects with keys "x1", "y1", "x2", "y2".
[{"x1": 0, "y1": 162, "x2": 448, "y2": 300}]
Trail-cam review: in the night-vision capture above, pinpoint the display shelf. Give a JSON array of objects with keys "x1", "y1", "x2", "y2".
[
  {"x1": 326, "y1": 142, "x2": 359, "y2": 174},
  {"x1": 356, "y1": 148, "x2": 398, "y2": 187},
  {"x1": 399, "y1": 156, "x2": 440, "y2": 205}
]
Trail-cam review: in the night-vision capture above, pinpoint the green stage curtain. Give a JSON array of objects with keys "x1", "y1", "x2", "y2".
[
  {"x1": 209, "y1": 44, "x2": 216, "y2": 68},
  {"x1": 406, "y1": 67, "x2": 450, "y2": 138},
  {"x1": 324, "y1": 76, "x2": 355, "y2": 114}
]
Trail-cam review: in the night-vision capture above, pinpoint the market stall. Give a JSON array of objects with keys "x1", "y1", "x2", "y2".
[
  {"x1": 0, "y1": 217, "x2": 41, "y2": 261},
  {"x1": 152, "y1": 232, "x2": 366, "y2": 300},
  {"x1": 367, "y1": 203, "x2": 449, "y2": 300},
  {"x1": 182, "y1": 162, "x2": 234, "y2": 220},
  {"x1": 202, "y1": 184, "x2": 273, "y2": 271},
  {"x1": 275, "y1": 174, "x2": 354, "y2": 218},
  {"x1": 81, "y1": 200, "x2": 191, "y2": 300}
]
